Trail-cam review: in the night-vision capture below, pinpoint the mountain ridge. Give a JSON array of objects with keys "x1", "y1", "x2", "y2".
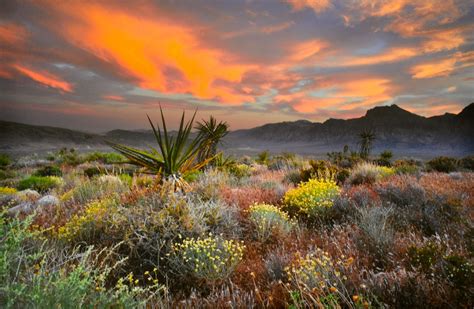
[{"x1": 1, "y1": 103, "x2": 473, "y2": 157}]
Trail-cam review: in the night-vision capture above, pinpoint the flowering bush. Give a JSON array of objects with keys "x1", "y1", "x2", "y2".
[
  {"x1": 171, "y1": 235, "x2": 245, "y2": 281},
  {"x1": 57, "y1": 199, "x2": 116, "y2": 242},
  {"x1": 0, "y1": 187, "x2": 17, "y2": 195},
  {"x1": 248, "y1": 203, "x2": 293, "y2": 241},
  {"x1": 348, "y1": 162, "x2": 395, "y2": 185},
  {"x1": 285, "y1": 249, "x2": 355, "y2": 307},
  {"x1": 283, "y1": 179, "x2": 340, "y2": 217}
]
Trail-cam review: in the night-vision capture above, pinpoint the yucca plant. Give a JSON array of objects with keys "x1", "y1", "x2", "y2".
[
  {"x1": 358, "y1": 129, "x2": 376, "y2": 160},
  {"x1": 195, "y1": 116, "x2": 229, "y2": 163},
  {"x1": 107, "y1": 107, "x2": 212, "y2": 190}
]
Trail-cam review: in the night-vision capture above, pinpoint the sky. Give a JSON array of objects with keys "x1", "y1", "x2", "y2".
[{"x1": 0, "y1": 0, "x2": 473, "y2": 132}]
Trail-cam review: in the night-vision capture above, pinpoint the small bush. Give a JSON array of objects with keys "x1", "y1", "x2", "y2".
[
  {"x1": 248, "y1": 203, "x2": 293, "y2": 242},
  {"x1": 84, "y1": 152, "x2": 126, "y2": 164},
  {"x1": 427, "y1": 156, "x2": 458, "y2": 173},
  {"x1": 0, "y1": 169, "x2": 16, "y2": 181},
  {"x1": 348, "y1": 162, "x2": 394, "y2": 185},
  {"x1": 0, "y1": 187, "x2": 17, "y2": 195},
  {"x1": 407, "y1": 242, "x2": 443, "y2": 273},
  {"x1": 33, "y1": 165, "x2": 62, "y2": 177},
  {"x1": 285, "y1": 248, "x2": 355, "y2": 307},
  {"x1": 228, "y1": 164, "x2": 252, "y2": 179},
  {"x1": 283, "y1": 179, "x2": 340, "y2": 218},
  {"x1": 0, "y1": 154, "x2": 11, "y2": 168},
  {"x1": 171, "y1": 235, "x2": 245, "y2": 282},
  {"x1": 459, "y1": 155, "x2": 474, "y2": 171},
  {"x1": 83, "y1": 166, "x2": 105, "y2": 178},
  {"x1": 356, "y1": 206, "x2": 394, "y2": 263},
  {"x1": 17, "y1": 176, "x2": 62, "y2": 193},
  {"x1": 67, "y1": 175, "x2": 129, "y2": 204},
  {"x1": 443, "y1": 254, "x2": 474, "y2": 289},
  {"x1": 300, "y1": 160, "x2": 338, "y2": 183}
]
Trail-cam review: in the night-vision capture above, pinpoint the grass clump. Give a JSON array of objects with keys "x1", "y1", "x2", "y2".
[
  {"x1": 427, "y1": 156, "x2": 458, "y2": 173},
  {"x1": 248, "y1": 203, "x2": 293, "y2": 242},
  {"x1": 33, "y1": 165, "x2": 62, "y2": 177},
  {"x1": 348, "y1": 162, "x2": 394, "y2": 185},
  {"x1": 171, "y1": 235, "x2": 245, "y2": 282},
  {"x1": 17, "y1": 176, "x2": 62, "y2": 193},
  {"x1": 283, "y1": 179, "x2": 340, "y2": 218}
]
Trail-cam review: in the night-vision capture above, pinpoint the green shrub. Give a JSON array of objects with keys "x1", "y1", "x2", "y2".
[
  {"x1": 84, "y1": 166, "x2": 105, "y2": 178},
  {"x1": 376, "y1": 150, "x2": 393, "y2": 167},
  {"x1": 348, "y1": 162, "x2": 394, "y2": 185},
  {"x1": 444, "y1": 254, "x2": 474, "y2": 289},
  {"x1": 17, "y1": 176, "x2": 62, "y2": 193},
  {"x1": 407, "y1": 242, "x2": 442, "y2": 273},
  {"x1": 248, "y1": 203, "x2": 293, "y2": 242},
  {"x1": 84, "y1": 152, "x2": 126, "y2": 164},
  {"x1": 426, "y1": 156, "x2": 458, "y2": 173},
  {"x1": 283, "y1": 179, "x2": 340, "y2": 218},
  {"x1": 228, "y1": 163, "x2": 252, "y2": 179},
  {"x1": 256, "y1": 150, "x2": 270, "y2": 165},
  {"x1": 171, "y1": 235, "x2": 244, "y2": 282},
  {"x1": 0, "y1": 169, "x2": 16, "y2": 181},
  {"x1": 0, "y1": 214, "x2": 165, "y2": 308},
  {"x1": 33, "y1": 165, "x2": 62, "y2": 177},
  {"x1": 300, "y1": 160, "x2": 338, "y2": 182},
  {"x1": 0, "y1": 154, "x2": 11, "y2": 168},
  {"x1": 459, "y1": 155, "x2": 474, "y2": 171}
]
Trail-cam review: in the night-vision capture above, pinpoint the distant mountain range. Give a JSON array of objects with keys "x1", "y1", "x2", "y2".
[{"x1": 1, "y1": 103, "x2": 473, "y2": 158}]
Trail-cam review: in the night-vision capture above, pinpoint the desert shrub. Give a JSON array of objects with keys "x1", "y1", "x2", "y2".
[
  {"x1": 84, "y1": 151, "x2": 125, "y2": 164},
  {"x1": 356, "y1": 206, "x2": 394, "y2": 264},
  {"x1": 443, "y1": 254, "x2": 474, "y2": 289},
  {"x1": 17, "y1": 176, "x2": 62, "y2": 193},
  {"x1": 56, "y1": 147, "x2": 84, "y2": 166},
  {"x1": 283, "y1": 179, "x2": 340, "y2": 218},
  {"x1": 407, "y1": 242, "x2": 443, "y2": 273},
  {"x1": 285, "y1": 248, "x2": 355, "y2": 307},
  {"x1": 228, "y1": 163, "x2": 252, "y2": 179},
  {"x1": 221, "y1": 186, "x2": 283, "y2": 211},
  {"x1": 192, "y1": 169, "x2": 230, "y2": 201},
  {"x1": 376, "y1": 150, "x2": 393, "y2": 167},
  {"x1": 0, "y1": 214, "x2": 166, "y2": 308},
  {"x1": 0, "y1": 154, "x2": 11, "y2": 168},
  {"x1": 171, "y1": 235, "x2": 245, "y2": 282},
  {"x1": 300, "y1": 160, "x2": 339, "y2": 183},
  {"x1": 265, "y1": 249, "x2": 291, "y2": 282},
  {"x1": 268, "y1": 153, "x2": 300, "y2": 171},
  {"x1": 0, "y1": 187, "x2": 17, "y2": 195},
  {"x1": 283, "y1": 169, "x2": 302, "y2": 185},
  {"x1": 248, "y1": 203, "x2": 293, "y2": 242},
  {"x1": 33, "y1": 165, "x2": 62, "y2": 177},
  {"x1": 348, "y1": 162, "x2": 394, "y2": 185},
  {"x1": 67, "y1": 175, "x2": 129, "y2": 204},
  {"x1": 83, "y1": 166, "x2": 105, "y2": 178},
  {"x1": 459, "y1": 155, "x2": 474, "y2": 170},
  {"x1": 0, "y1": 169, "x2": 16, "y2": 181},
  {"x1": 256, "y1": 150, "x2": 270, "y2": 165},
  {"x1": 427, "y1": 156, "x2": 458, "y2": 173},
  {"x1": 57, "y1": 198, "x2": 117, "y2": 242}
]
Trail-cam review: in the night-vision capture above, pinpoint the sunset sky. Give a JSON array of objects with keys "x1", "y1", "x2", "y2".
[{"x1": 1, "y1": 0, "x2": 473, "y2": 131}]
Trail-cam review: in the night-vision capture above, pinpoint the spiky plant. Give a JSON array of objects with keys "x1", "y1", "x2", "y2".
[
  {"x1": 107, "y1": 107, "x2": 212, "y2": 190},
  {"x1": 358, "y1": 129, "x2": 376, "y2": 160},
  {"x1": 195, "y1": 116, "x2": 229, "y2": 163}
]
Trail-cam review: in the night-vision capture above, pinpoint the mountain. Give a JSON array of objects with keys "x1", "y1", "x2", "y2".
[
  {"x1": 225, "y1": 103, "x2": 474, "y2": 157},
  {"x1": 1, "y1": 103, "x2": 473, "y2": 158}
]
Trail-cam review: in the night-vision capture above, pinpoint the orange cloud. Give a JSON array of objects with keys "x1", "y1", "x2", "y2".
[
  {"x1": 422, "y1": 28, "x2": 465, "y2": 53},
  {"x1": 0, "y1": 22, "x2": 28, "y2": 46},
  {"x1": 410, "y1": 51, "x2": 474, "y2": 79},
  {"x1": 343, "y1": 47, "x2": 417, "y2": 67},
  {"x1": 14, "y1": 65, "x2": 73, "y2": 93},
  {"x1": 288, "y1": 39, "x2": 329, "y2": 62},
  {"x1": 404, "y1": 103, "x2": 463, "y2": 116},
  {"x1": 46, "y1": 3, "x2": 256, "y2": 104},
  {"x1": 285, "y1": 0, "x2": 332, "y2": 13}
]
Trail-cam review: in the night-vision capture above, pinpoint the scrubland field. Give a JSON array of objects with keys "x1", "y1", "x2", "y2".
[{"x1": 1, "y1": 146, "x2": 473, "y2": 308}]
